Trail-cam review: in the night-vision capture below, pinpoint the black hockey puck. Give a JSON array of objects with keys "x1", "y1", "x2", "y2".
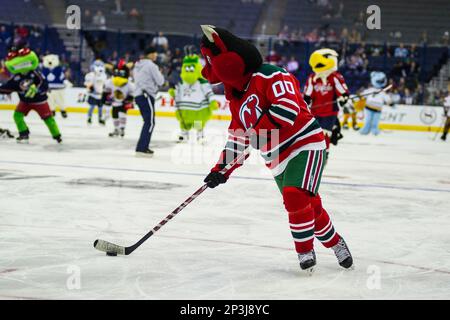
[{"x1": 106, "y1": 252, "x2": 117, "y2": 256}]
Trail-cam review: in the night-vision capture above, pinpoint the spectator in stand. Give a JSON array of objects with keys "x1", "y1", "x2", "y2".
[
  {"x1": 409, "y1": 44, "x2": 419, "y2": 61},
  {"x1": 346, "y1": 52, "x2": 364, "y2": 71},
  {"x1": 129, "y1": 8, "x2": 144, "y2": 30},
  {"x1": 340, "y1": 27, "x2": 349, "y2": 42},
  {"x1": 266, "y1": 50, "x2": 281, "y2": 66},
  {"x1": 327, "y1": 28, "x2": 337, "y2": 42},
  {"x1": 420, "y1": 31, "x2": 428, "y2": 45},
  {"x1": 397, "y1": 77, "x2": 406, "y2": 92},
  {"x1": 354, "y1": 11, "x2": 365, "y2": 28},
  {"x1": 408, "y1": 61, "x2": 420, "y2": 77},
  {"x1": 402, "y1": 88, "x2": 415, "y2": 105},
  {"x1": 278, "y1": 25, "x2": 290, "y2": 46},
  {"x1": 394, "y1": 43, "x2": 409, "y2": 59},
  {"x1": 0, "y1": 25, "x2": 12, "y2": 45},
  {"x1": 441, "y1": 31, "x2": 449, "y2": 46},
  {"x1": 16, "y1": 25, "x2": 29, "y2": 39},
  {"x1": 113, "y1": 0, "x2": 124, "y2": 14},
  {"x1": 108, "y1": 51, "x2": 119, "y2": 66},
  {"x1": 334, "y1": 1, "x2": 344, "y2": 18},
  {"x1": 84, "y1": 9, "x2": 92, "y2": 26},
  {"x1": 286, "y1": 56, "x2": 299, "y2": 74},
  {"x1": 290, "y1": 28, "x2": 304, "y2": 42},
  {"x1": 348, "y1": 29, "x2": 361, "y2": 43},
  {"x1": 305, "y1": 28, "x2": 319, "y2": 42},
  {"x1": 30, "y1": 26, "x2": 42, "y2": 39},
  {"x1": 317, "y1": 0, "x2": 329, "y2": 7},
  {"x1": 390, "y1": 88, "x2": 402, "y2": 104},
  {"x1": 13, "y1": 25, "x2": 29, "y2": 47},
  {"x1": 92, "y1": 10, "x2": 107, "y2": 30},
  {"x1": 415, "y1": 84, "x2": 426, "y2": 105},
  {"x1": 151, "y1": 32, "x2": 169, "y2": 52},
  {"x1": 369, "y1": 42, "x2": 384, "y2": 56},
  {"x1": 322, "y1": 3, "x2": 334, "y2": 19}
]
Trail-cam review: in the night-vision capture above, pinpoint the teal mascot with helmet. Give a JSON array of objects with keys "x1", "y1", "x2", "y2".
[{"x1": 0, "y1": 47, "x2": 62, "y2": 143}]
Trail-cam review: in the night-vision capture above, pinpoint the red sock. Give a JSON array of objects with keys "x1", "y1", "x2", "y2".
[
  {"x1": 283, "y1": 187, "x2": 315, "y2": 254},
  {"x1": 312, "y1": 195, "x2": 340, "y2": 248},
  {"x1": 289, "y1": 209, "x2": 315, "y2": 253}
]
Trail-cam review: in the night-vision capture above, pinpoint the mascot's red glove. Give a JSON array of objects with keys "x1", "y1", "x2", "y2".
[{"x1": 124, "y1": 103, "x2": 134, "y2": 111}]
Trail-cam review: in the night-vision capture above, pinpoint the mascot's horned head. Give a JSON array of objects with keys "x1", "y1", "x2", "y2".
[{"x1": 200, "y1": 25, "x2": 262, "y2": 96}]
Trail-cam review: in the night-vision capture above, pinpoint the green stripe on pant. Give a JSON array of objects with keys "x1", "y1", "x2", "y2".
[{"x1": 274, "y1": 149, "x2": 326, "y2": 195}]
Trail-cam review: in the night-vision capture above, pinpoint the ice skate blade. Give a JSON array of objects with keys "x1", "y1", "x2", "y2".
[
  {"x1": 135, "y1": 152, "x2": 154, "y2": 158},
  {"x1": 303, "y1": 266, "x2": 315, "y2": 276},
  {"x1": 344, "y1": 264, "x2": 355, "y2": 271}
]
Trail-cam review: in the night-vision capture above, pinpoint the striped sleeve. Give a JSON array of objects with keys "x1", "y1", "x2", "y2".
[
  {"x1": 211, "y1": 119, "x2": 250, "y2": 177},
  {"x1": 269, "y1": 97, "x2": 301, "y2": 126},
  {"x1": 201, "y1": 82, "x2": 215, "y2": 102},
  {"x1": 332, "y1": 72, "x2": 349, "y2": 96}
]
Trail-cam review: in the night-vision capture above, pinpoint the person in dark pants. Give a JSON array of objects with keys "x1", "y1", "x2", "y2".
[{"x1": 133, "y1": 47, "x2": 165, "y2": 157}]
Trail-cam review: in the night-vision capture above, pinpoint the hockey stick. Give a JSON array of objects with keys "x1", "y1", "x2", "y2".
[
  {"x1": 309, "y1": 84, "x2": 393, "y2": 110},
  {"x1": 93, "y1": 145, "x2": 251, "y2": 256}
]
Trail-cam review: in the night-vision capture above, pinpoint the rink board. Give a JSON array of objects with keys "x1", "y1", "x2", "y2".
[{"x1": 0, "y1": 88, "x2": 446, "y2": 131}]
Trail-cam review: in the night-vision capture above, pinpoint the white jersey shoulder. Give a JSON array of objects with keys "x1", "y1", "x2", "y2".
[
  {"x1": 85, "y1": 72, "x2": 107, "y2": 99},
  {"x1": 363, "y1": 87, "x2": 391, "y2": 109}
]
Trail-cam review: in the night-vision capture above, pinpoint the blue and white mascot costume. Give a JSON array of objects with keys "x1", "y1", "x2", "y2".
[
  {"x1": 360, "y1": 72, "x2": 393, "y2": 135},
  {"x1": 42, "y1": 54, "x2": 71, "y2": 118},
  {"x1": 84, "y1": 60, "x2": 108, "y2": 124}
]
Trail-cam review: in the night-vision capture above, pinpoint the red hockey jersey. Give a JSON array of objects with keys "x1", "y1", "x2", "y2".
[
  {"x1": 303, "y1": 71, "x2": 349, "y2": 117},
  {"x1": 212, "y1": 64, "x2": 326, "y2": 177}
]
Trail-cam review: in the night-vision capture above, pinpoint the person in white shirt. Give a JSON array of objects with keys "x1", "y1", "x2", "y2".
[
  {"x1": 360, "y1": 71, "x2": 393, "y2": 135},
  {"x1": 151, "y1": 32, "x2": 169, "y2": 51},
  {"x1": 132, "y1": 46, "x2": 165, "y2": 156}
]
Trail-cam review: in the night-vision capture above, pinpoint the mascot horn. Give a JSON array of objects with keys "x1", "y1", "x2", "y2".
[{"x1": 200, "y1": 25, "x2": 262, "y2": 98}]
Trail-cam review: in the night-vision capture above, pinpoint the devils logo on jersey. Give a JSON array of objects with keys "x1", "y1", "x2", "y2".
[{"x1": 239, "y1": 94, "x2": 262, "y2": 129}]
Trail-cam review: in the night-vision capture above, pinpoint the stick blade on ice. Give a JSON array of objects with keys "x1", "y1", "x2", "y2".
[{"x1": 93, "y1": 239, "x2": 126, "y2": 255}]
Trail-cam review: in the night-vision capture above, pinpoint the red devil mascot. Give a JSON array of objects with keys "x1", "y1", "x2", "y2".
[{"x1": 200, "y1": 25, "x2": 353, "y2": 272}]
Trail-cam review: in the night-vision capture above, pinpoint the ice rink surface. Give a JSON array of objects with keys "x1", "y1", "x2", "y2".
[{"x1": 0, "y1": 110, "x2": 449, "y2": 300}]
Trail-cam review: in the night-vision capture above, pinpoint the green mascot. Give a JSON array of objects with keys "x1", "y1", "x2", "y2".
[
  {"x1": 0, "y1": 47, "x2": 62, "y2": 143},
  {"x1": 169, "y1": 46, "x2": 218, "y2": 143}
]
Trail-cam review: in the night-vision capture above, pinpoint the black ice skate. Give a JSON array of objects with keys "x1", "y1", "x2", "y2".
[
  {"x1": 120, "y1": 128, "x2": 125, "y2": 137},
  {"x1": 298, "y1": 250, "x2": 316, "y2": 272},
  {"x1": 331, "y1": 238, "x2": 353, "y2": 269},
  {"x1": 53, "y1": 135, "x2": 62, "y2": 144},
  {"x1": 177, "y1": 131, "x2": 189, "y2": 143},
  {"x1": 99, "y1": 119, "x2": 105, "y2": 126},
  {"x1": 109, "y1": 129, "x2": 120, "y2": 137},
  {"x1": 16, "y1": 130, "x2": 29, "y2": 143},
  {"x1": 342, "y1": 123, "x2": 349, "y2": 130},
  {"x1": 61, "y1": 110, "x2": 68, "y2": 118},
  {"x1": 87, "y1": 117, "x2": 92, "y2": 124},
  {"x1": 353, "y1": 124, "x2": 360, "y2": 131},
  {"x1": 441, "y1": 134, "x2": 447, "y2": 141},
  {"x1": 135, "y1": 149, "x2": 154, "y2": 158}
]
